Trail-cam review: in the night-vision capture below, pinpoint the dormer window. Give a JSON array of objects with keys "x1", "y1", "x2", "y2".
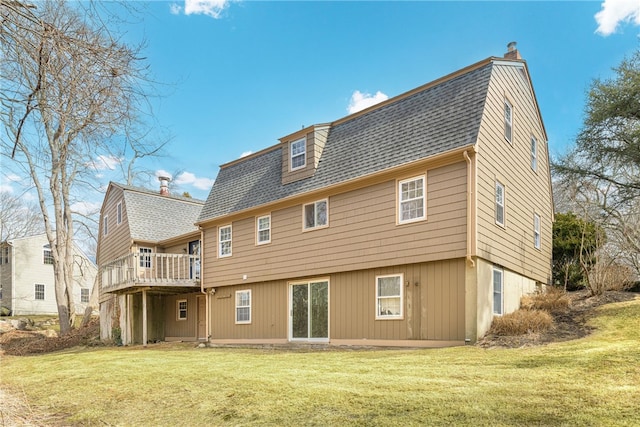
[{"x1": 290, "y1": 138, "x2": 306, "y2": 171}]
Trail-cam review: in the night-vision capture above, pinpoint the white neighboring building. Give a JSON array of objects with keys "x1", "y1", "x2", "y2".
[{"x1": 0, "y1": 234, "x2": 97, "y2": 316}]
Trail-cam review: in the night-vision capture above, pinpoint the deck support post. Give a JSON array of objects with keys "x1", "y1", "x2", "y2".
[{"x1": 142, "y1": 289, "x2": 148, "y2": 347}]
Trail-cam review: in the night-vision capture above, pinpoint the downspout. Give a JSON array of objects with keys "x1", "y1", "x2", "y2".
[
  {"x1": 463, "y1": 150, "x2": 475, "y2": 267},
  {"x1": 199, "y1": 228, "x2": 209, "y2": 342}
]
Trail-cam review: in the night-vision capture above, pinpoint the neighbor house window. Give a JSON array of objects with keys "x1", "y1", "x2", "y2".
[
  {"x1": 117, "y1": 202, "x2": 122, "y2": 225},
  {"x1": 376, "y1": 274, "x2": 403, "y2": 319},
  {"x1": 236, "y1": 290, "x2": 251, "y2": 324},
  {"x1": 35, "y1": 283, "x2": 45, "y2": 300},
  {"x1": 495, "y1": 181, "x2": 505, "y2": 227},
  {"x1": 81, "y1": 288, "x2": 90, "y2": 303},
  {"x1": 43, "y1": 244, "x2": 54, "y2": 265},
  {"x1": 103, "y1": 215, "x2": 108, "y2": 236},
  {"x1": 256, "y1": 215, "x2": 271, "y2": 245},
  {"x1": 0, "y1": 246, "x2": 9, "y2": 264},
  {"x1": 177, "y1": 300, "x2": 187, "y2": 321},
  {"x1": 530, "y1": 136, "x2": 538, "y2": 171},
  {"x1": 219, "y1": 225, "x2": 232, "y2": 257},
  {"x1": 493, "y1": 267, "x2": 503, "y2": 315},
  {"x1": 534, "y1": 213, "x2": 541, "y2": 250},
  {"x1": 504, "y1": 100, "x2": 513, "y2": 143},
  {"x1": 303, "y1": 199, "x2": 328, "y2": 230},
  {"x1": 398, "y1": 176, "x2": 426, "y2": 223},
  {"x1": 139, "y1": 247, "x2": 152, "y2": 268},
  {"x1": 290, "y1": 137, "x2": 306, "y2": 171}
]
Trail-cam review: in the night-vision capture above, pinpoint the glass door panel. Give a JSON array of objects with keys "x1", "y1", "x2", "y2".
[
  {"x1": 290, "y1": 281, "x2": 328, "y2": 340},
  {"x1": 291, "y1": 284, "x2": 309, "y2": 339},
  {"x1": 310, "y1": 281, "x2": 328, "y2": 339}
]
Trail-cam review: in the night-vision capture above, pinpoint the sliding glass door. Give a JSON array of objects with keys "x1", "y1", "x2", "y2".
[{"x1": 290, "y1": 280, "x2": 329, "y2": 341}]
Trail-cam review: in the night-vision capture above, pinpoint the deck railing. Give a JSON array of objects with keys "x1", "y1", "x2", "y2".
[{"x1": 100, "y1": 253, "x2": 200, "y2": 293}]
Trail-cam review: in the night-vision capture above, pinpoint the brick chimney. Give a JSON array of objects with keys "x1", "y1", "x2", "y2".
[
  {"x1": 159, "y1": 176, "x2": 170, "y2": 196},
  {"x1": 504, "y1": 41, "x2": 521, "y2": 60}
]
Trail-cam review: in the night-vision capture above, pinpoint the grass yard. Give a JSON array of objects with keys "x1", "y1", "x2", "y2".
[{"x1": 1, "y1": 298, "x2": 639, "y2": 426}]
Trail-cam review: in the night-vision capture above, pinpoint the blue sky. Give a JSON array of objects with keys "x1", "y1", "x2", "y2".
[{"x1": 3, "y1": 0, "x2": 640, "y2": 204}]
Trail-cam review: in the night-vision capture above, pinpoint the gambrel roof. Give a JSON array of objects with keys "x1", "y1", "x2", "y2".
[
  {"x1": 198, "y1": 58, "x2": 508, "y2": 223},
  {"x1": 110, "y1": 183, "x2": 205, "y2": 242}
]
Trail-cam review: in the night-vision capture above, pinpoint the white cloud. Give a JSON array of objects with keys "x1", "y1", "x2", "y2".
[
  {"x1": 0, "y1": 183, "x2": 13, "y2": 194},
  {"x1": 88, "y1": 155, "x2": 122, "y2": 171},
  {"x1": 155, "y1": 170, "x2": 173, "y2": 180},
  {"x1": 170, "y1": 3, "x2": 183, "y2": 15},
  {"x1": 184, "y1": 0, "x2": 230, "y2": 19},
  {"x1": 595, "y1": 0, "x2": 640, "y2": 36},
  {"x1": 174, "y1": 171, "x2": 215, "y2": 191},
  {"x1": 347, "y1": 90, "x2": 389, "y2": 114},
  {"x1": 240, "y1": 151, "x2": 253, "y2": 158},
  {"x1": 71, "y1": 201, "x2": 101, "y2": 216}
]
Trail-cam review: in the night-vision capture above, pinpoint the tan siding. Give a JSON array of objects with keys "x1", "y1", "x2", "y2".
[
  {"x1": 165, "y1": 293, "x2": 199, "y2": 338},
  {"x1": 204, "y1": 161, "x2": 467, "y2": 288},
  {"x1": 97, "y1": 186, "x2": 132, "y2": 271},
  {"x1": 475, "y1": 64, "x2": 553, "y2": 284}
]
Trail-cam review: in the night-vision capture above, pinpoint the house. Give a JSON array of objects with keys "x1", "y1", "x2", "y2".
[
  {"x1": 97, "y1": 179, "x2": 205, "y2": 344},
  {"x1": 0, "y1": 233, "x2": 97, "y2": 316},
  {"x1": 98, "y1": 43, "x2": 553, "y2": 347}
]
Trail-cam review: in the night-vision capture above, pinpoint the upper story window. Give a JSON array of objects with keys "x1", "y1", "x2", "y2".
[
  {"x1": 303, "y1": 199, "x2": 328, "y2": 230},
  {"x1": 103, "y1": 215, "x2": 108, "y2": 236},
  {"x1": 35, "y1": 283, "x2": 45, "y2": 300},
  {"x1": 290, "y1": 138, "x2": 306, "y2": 171},
  {"x1": 534, "y1": 213, "x2": 541, "y2": 250},
  {"x1": 398, "y1": 176, "x2": 426, "y2": 224},
  {"x1": 376, "y1": 274, "x2": 403, "y2": 320},
  {"x1": 117, "y1": 202, "x2": 123, "y2": 225},
  {"x1": 177, "y1": 300, "x2": 187, "y2": 321},
  {"x1": 504, "y1": 100, "x2": 513, "y2": 143},
  {"x1": 256, "y1": 215, "x2": 271, "y2": 245},
  {"x1": 139, "y1": 247, "x2": 152, "y2": 268},
  {"x1": 236, "y1": 290, "x2": 251, "y2": 324},
  {"x1": 493, "y1": 267, "x2": 503, "y2": 315},
  {"x1": 43, "y1": 244, "x2": 54, "y2": 265},
  {"x1": 495, "y1": 181, "x2": 505, "y2": 227},
  {"x1": 0, "y1": 246, "x2": 9, "y2": 264},
  {"x1": 219, "y1": 225, "x2": 232, "y2": 257},
  {"x1": 81, "y1": 288, "x2": 90, "y2": 303},
  {"x1": 530, "y1": 136, "x2": 538, "y2": 171}
]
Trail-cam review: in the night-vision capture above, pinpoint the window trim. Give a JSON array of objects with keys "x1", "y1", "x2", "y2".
[
  {"x1": 117, "y1": 202, "x2": 123, "y2": 225},
  {"x1": 493, "y1": 267, "x2": 504, "y2": 315},
  {"x1": 289, "y1": 137, "x2": 307, "y2": 171},
  {"x1": 495, "y1": 181, "x2": 505, "y2": 227},
  {"x1": 302, "y1": 199, "x2": 329, "y2": 231},
  {"x1": 139, "y1": 247, "x2": 152, "y2": 269},
  {"x1": 81, "y1": 288, "x2": 90, "y2": 304},
  {"x1": 504, "y1": 99, "x2": 513, "y2": 144},
  {"x1": 534, "y1": 213, "x2": 541, "y2": 250},
  {"x1": 530, "y1": 135, "x2": 538, "y2": 171},
  {"x1": 375, "y1": 273, "x2": 404, "y2": 320},
  {"x1": 35, "y1": 283, "x2": 45, "y2": 301},
  {"x1": 256, "y1": 214, "x2": 271, "y2": 245},
  {"x1": 43, "y1": 244, "x2": 54, "y2": 265},
  {"x1": 177, "y1": 299, "x2": 188, "y2": 321},
  {"x1": 235, "y1": 290, "x2": 251, "y2": 324},
  {"x1": 218, "y1": 224, "x2": 232, "y2": 258},
  {"x1": 398, "y1": 175, "x2": 426, "y2": 224},
  {"x1": 103, "y1": 215, "x2": 108, "y2": 236}
]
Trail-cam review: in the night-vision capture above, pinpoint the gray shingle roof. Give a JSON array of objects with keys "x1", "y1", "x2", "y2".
[
  {"x1": 198, "y1": 60, "x2": 494, "y2": 222},
  {"x1": 113, "y1": 183, "x2": 205, "y2": 242}
]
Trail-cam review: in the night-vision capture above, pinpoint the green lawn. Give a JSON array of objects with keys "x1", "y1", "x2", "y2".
[{"x1": 2, "y1": 298, "x2": 639, "y2": 426}]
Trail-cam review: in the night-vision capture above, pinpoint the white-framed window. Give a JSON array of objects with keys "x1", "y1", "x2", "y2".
[
  {"x1": 290, "y1": 137, "x2": 306, "y2": 171},
  {"x1": 256, "y1": 215, "x2": 271, "y2": 245},
  {"x1": 504, "y1": 99, "x2": 513, "y2": 143},
  {"x1": 81, "y1": 288, "x2": 90, "y2": 303},
  {"x1": 103, "y1": 215, "x2": 108, "y2": 236},
  {"x1": 303, "y1": 199, "x2": 328, "y2": 230},
  {"x1": 139, "y1": 247, "x2": 152, "y2": 268},
  {"x1": 35, "y1": 283, "x2": 45, "y2": 300},
  {"x1": 495, "y1": 181, "x2": 505, "y2": 227},
  {"x1": 534, "y1": 213, "x2": 541, "y2": 250},
  {"x1": 375, "y1": 274, "x2": 403, "y2": 320},
  {"x1": 398, "y1": 176, "x2": 426, "y2": 224},
  {"x1": 493, "y1": 267, "x2": 503, "y2": 315},
  {"x1": 43, "y1": 244, "x2": 54, "y2": 265},
  {"x1": 530, "y1": 136, "x2": 537, "y2": 171},
  {"x1": 177, "y1": 299, "x2": 187, "y2": 321},
  {"x1": 235, "y1": 290, "x2": 251, "y2": 324},
  {"x1": 219, "y1": 225, "x2": 232, "y2": 257},
  {"x1": 117, "y1": 202, "x2": 122, "y2": 225},
  {"x1": 0, "y1": 246, "x2": 9, "y2": 264}
]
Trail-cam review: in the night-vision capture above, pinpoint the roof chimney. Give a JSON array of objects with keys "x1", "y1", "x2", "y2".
[
  {"x1": 504, "y1": 41, "x2": 521, "y2": 60},
  {"x1": 159, "y1": 176, "x2": 170, "y2": 196}
]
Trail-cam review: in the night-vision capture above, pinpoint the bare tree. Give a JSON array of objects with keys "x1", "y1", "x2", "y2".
[
  {"x1": 0, "y1": 1, "x2": 164, "y2": 334},
  {"x1": 0, "y1": 191, "x2": 44, "y2": 240}
]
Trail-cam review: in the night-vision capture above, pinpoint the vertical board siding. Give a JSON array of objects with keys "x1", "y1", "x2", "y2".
[
  {"x1": 208, "y1": 260, "x2": 465, "y2": 342},
  {"x1": 476, "y1": 64, "x2": 553, "y2": 284},
  {"x1": 165, "y1": 293, "x2": 199, "y2": 338},
  {"x1": 203, "y1": 161, "x2": 467, "y2": 288}
]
